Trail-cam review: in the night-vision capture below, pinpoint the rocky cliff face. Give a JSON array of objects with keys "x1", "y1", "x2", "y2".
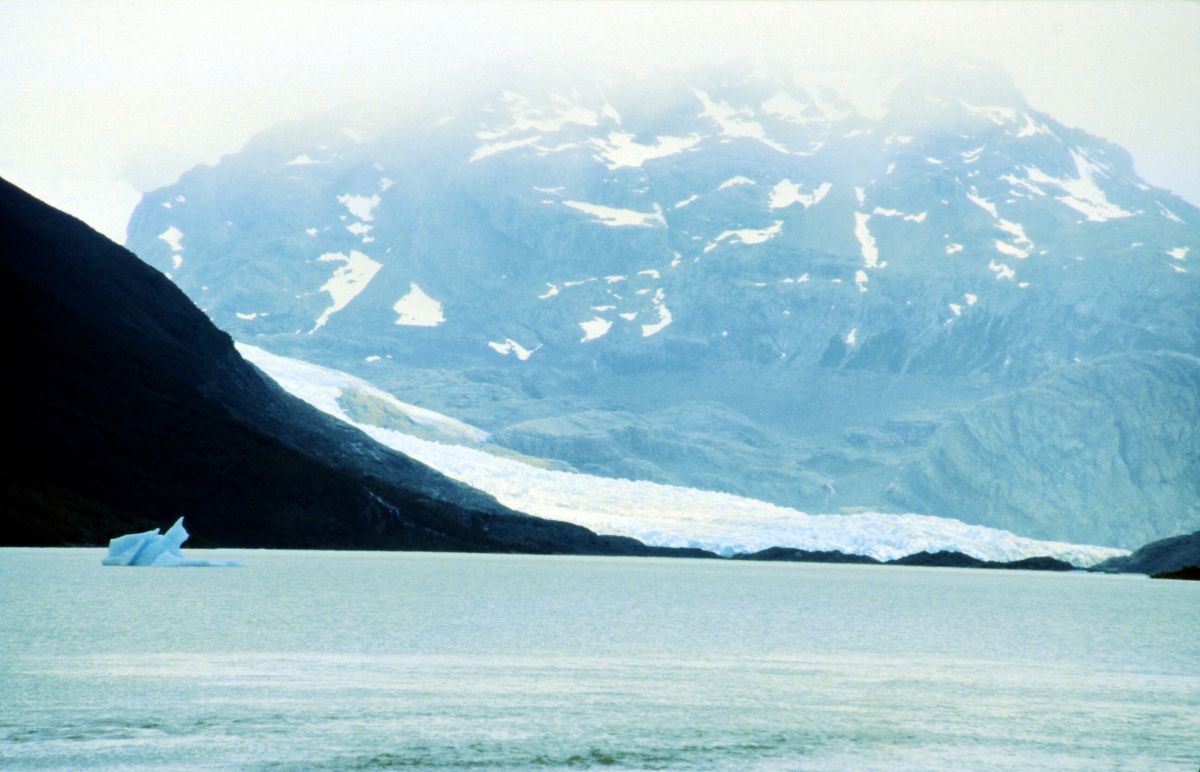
[
  {"x1": 890, "y1": 352, "x2": 1200, "y2": 547},
  {"x1": 122, "y1": 61, "x2": 1200, "y2": 547}
]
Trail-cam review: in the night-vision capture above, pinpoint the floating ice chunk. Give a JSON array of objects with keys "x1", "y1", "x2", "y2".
[{"x1": 102, "y1": 518, "x2": 238, "y2": 567}]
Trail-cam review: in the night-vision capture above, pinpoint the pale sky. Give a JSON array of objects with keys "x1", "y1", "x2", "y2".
[{"x1": 2, "y1": 0, "x2": 1197, "y2": 243}]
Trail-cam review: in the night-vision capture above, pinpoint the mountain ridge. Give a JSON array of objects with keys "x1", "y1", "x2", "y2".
[{"x1": 123, "y1": 61, "x2": 1200, "y2": 547}]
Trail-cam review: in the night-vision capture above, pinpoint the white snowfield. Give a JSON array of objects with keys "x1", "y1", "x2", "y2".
[{"x1": 238, "y1": 345, "x2": 1128, "y2": 567}]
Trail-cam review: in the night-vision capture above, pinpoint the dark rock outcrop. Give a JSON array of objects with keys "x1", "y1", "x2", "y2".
[{"x1": 0, "y1": 176, "x2": 704, "y2": 557}]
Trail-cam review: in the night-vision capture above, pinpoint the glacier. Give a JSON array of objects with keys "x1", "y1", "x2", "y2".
[
  {"x1": 238, "y1": 344, "x2": 1127, "y2": 567},
  {"x1": 102, "y1": 517, "x2": 239, "y2": 567}
]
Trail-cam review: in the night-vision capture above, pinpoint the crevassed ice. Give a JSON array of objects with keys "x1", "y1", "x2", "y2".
[
  {"x1": 311, "y1": 250, "x2": 382, "y2": 332},
  {"x1": 393, "y1": 282, "x2": 445, "y2": 327},
  {"x1": 563, "y1": 200, "x2": 665, "y2": 228},
  {"x1": 243, "y1": 348, "x2": 1127, "y2": 566}
]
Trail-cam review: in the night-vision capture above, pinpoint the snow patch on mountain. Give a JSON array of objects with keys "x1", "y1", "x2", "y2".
[
  {"x1": 692, "y1": 88, "x2": 789, "y2": 154},
  {"x1": 712, "y1": 220, "x2": 783, "y2": 248},
  {"x1": 579, "y1": 316, "x2": 613, "y2": 342},
  {"x1": 337, "y1": 194, "x2": 380, "y2": 222},
  {"x1": 392, "y1": 282, "x2": 445, "y2": 327},
  {"x1": 589, "y1": 131, "x2": 701, "y2": 169},
  {"x1": 488, "y1": 338, "x2": 539, "y2": 360},
  {"x1": 770, "y1": 180, "x2": 832, "y2": 210},
  {"x1": 158, "y1": 226, "x2": 183, "y2": 252},
  {"x1": 872, "y1": 206, "x2": 926, "y2": 223},
  {"x1": 311, "y1": 250, "x2": 382, "y2": 331},
  {"x1": 718, "y1": 176, "x2": 756, "y2": 190},
  {"x1": 563, "y1": 200, "x2": 665, "y2": 227},
  {"x1": 1025, "y1": 151, "x2": 1133, "y2": 222},
  {"x1": 854, "y1": 213, "x2": 883, "y2": 269}
]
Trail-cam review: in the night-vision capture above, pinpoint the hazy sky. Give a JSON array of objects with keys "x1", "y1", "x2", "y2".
[{"x1": 2, "y1": 0, "x2": 1197, "y2": 243}]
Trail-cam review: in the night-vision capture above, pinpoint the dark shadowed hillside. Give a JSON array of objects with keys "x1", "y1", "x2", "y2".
[{"x1": 0, "y1": 176, "x2": 700, "y2": 556}]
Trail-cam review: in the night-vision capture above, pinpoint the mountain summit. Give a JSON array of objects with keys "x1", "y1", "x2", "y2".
[{"x1": 124, "y1": 63, "x2": 1200, "y2": 548}]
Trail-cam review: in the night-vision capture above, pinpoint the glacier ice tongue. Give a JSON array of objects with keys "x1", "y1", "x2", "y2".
[{"x1": 101, "y1": 517, "x2": 239, "y2": 567}]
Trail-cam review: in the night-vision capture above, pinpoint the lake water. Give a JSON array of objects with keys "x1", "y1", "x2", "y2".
[{"x1": 1, "y1": 549, "x2": 1197, "y2": 769}]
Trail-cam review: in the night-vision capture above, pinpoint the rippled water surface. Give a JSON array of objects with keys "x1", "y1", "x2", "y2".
[{"x1": 1, "y1": 549, "x2": 1197, "y2": 769}]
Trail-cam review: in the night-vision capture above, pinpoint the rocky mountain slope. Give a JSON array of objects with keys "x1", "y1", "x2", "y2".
[
  {"x1": 124, "y1": 61, "x2": 1200, "y2": 547},
  {"x1": 0, "y1": 175, "x2": 696, "y2": 556}
]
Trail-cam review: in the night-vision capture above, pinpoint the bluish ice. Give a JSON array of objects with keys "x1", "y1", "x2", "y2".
[{"x1": 101, "y1": 517, "x2": 238, "y2": 567}]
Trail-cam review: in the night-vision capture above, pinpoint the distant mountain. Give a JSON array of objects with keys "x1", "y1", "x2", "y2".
[
  {"x1": 124, "y1": 61, "x2": 1200, "y2": 547},
  {"x1": 1093, "y1": 529, "x2": 1200, "y2": 575},
  {"x1": 0, "y1": 175, "x2": 701, "y2": 556}
]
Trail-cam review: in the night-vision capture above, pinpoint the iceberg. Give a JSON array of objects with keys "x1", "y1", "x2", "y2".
[{"x1": 102, "y1": 517, "x2": 239, "y2": 567}]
